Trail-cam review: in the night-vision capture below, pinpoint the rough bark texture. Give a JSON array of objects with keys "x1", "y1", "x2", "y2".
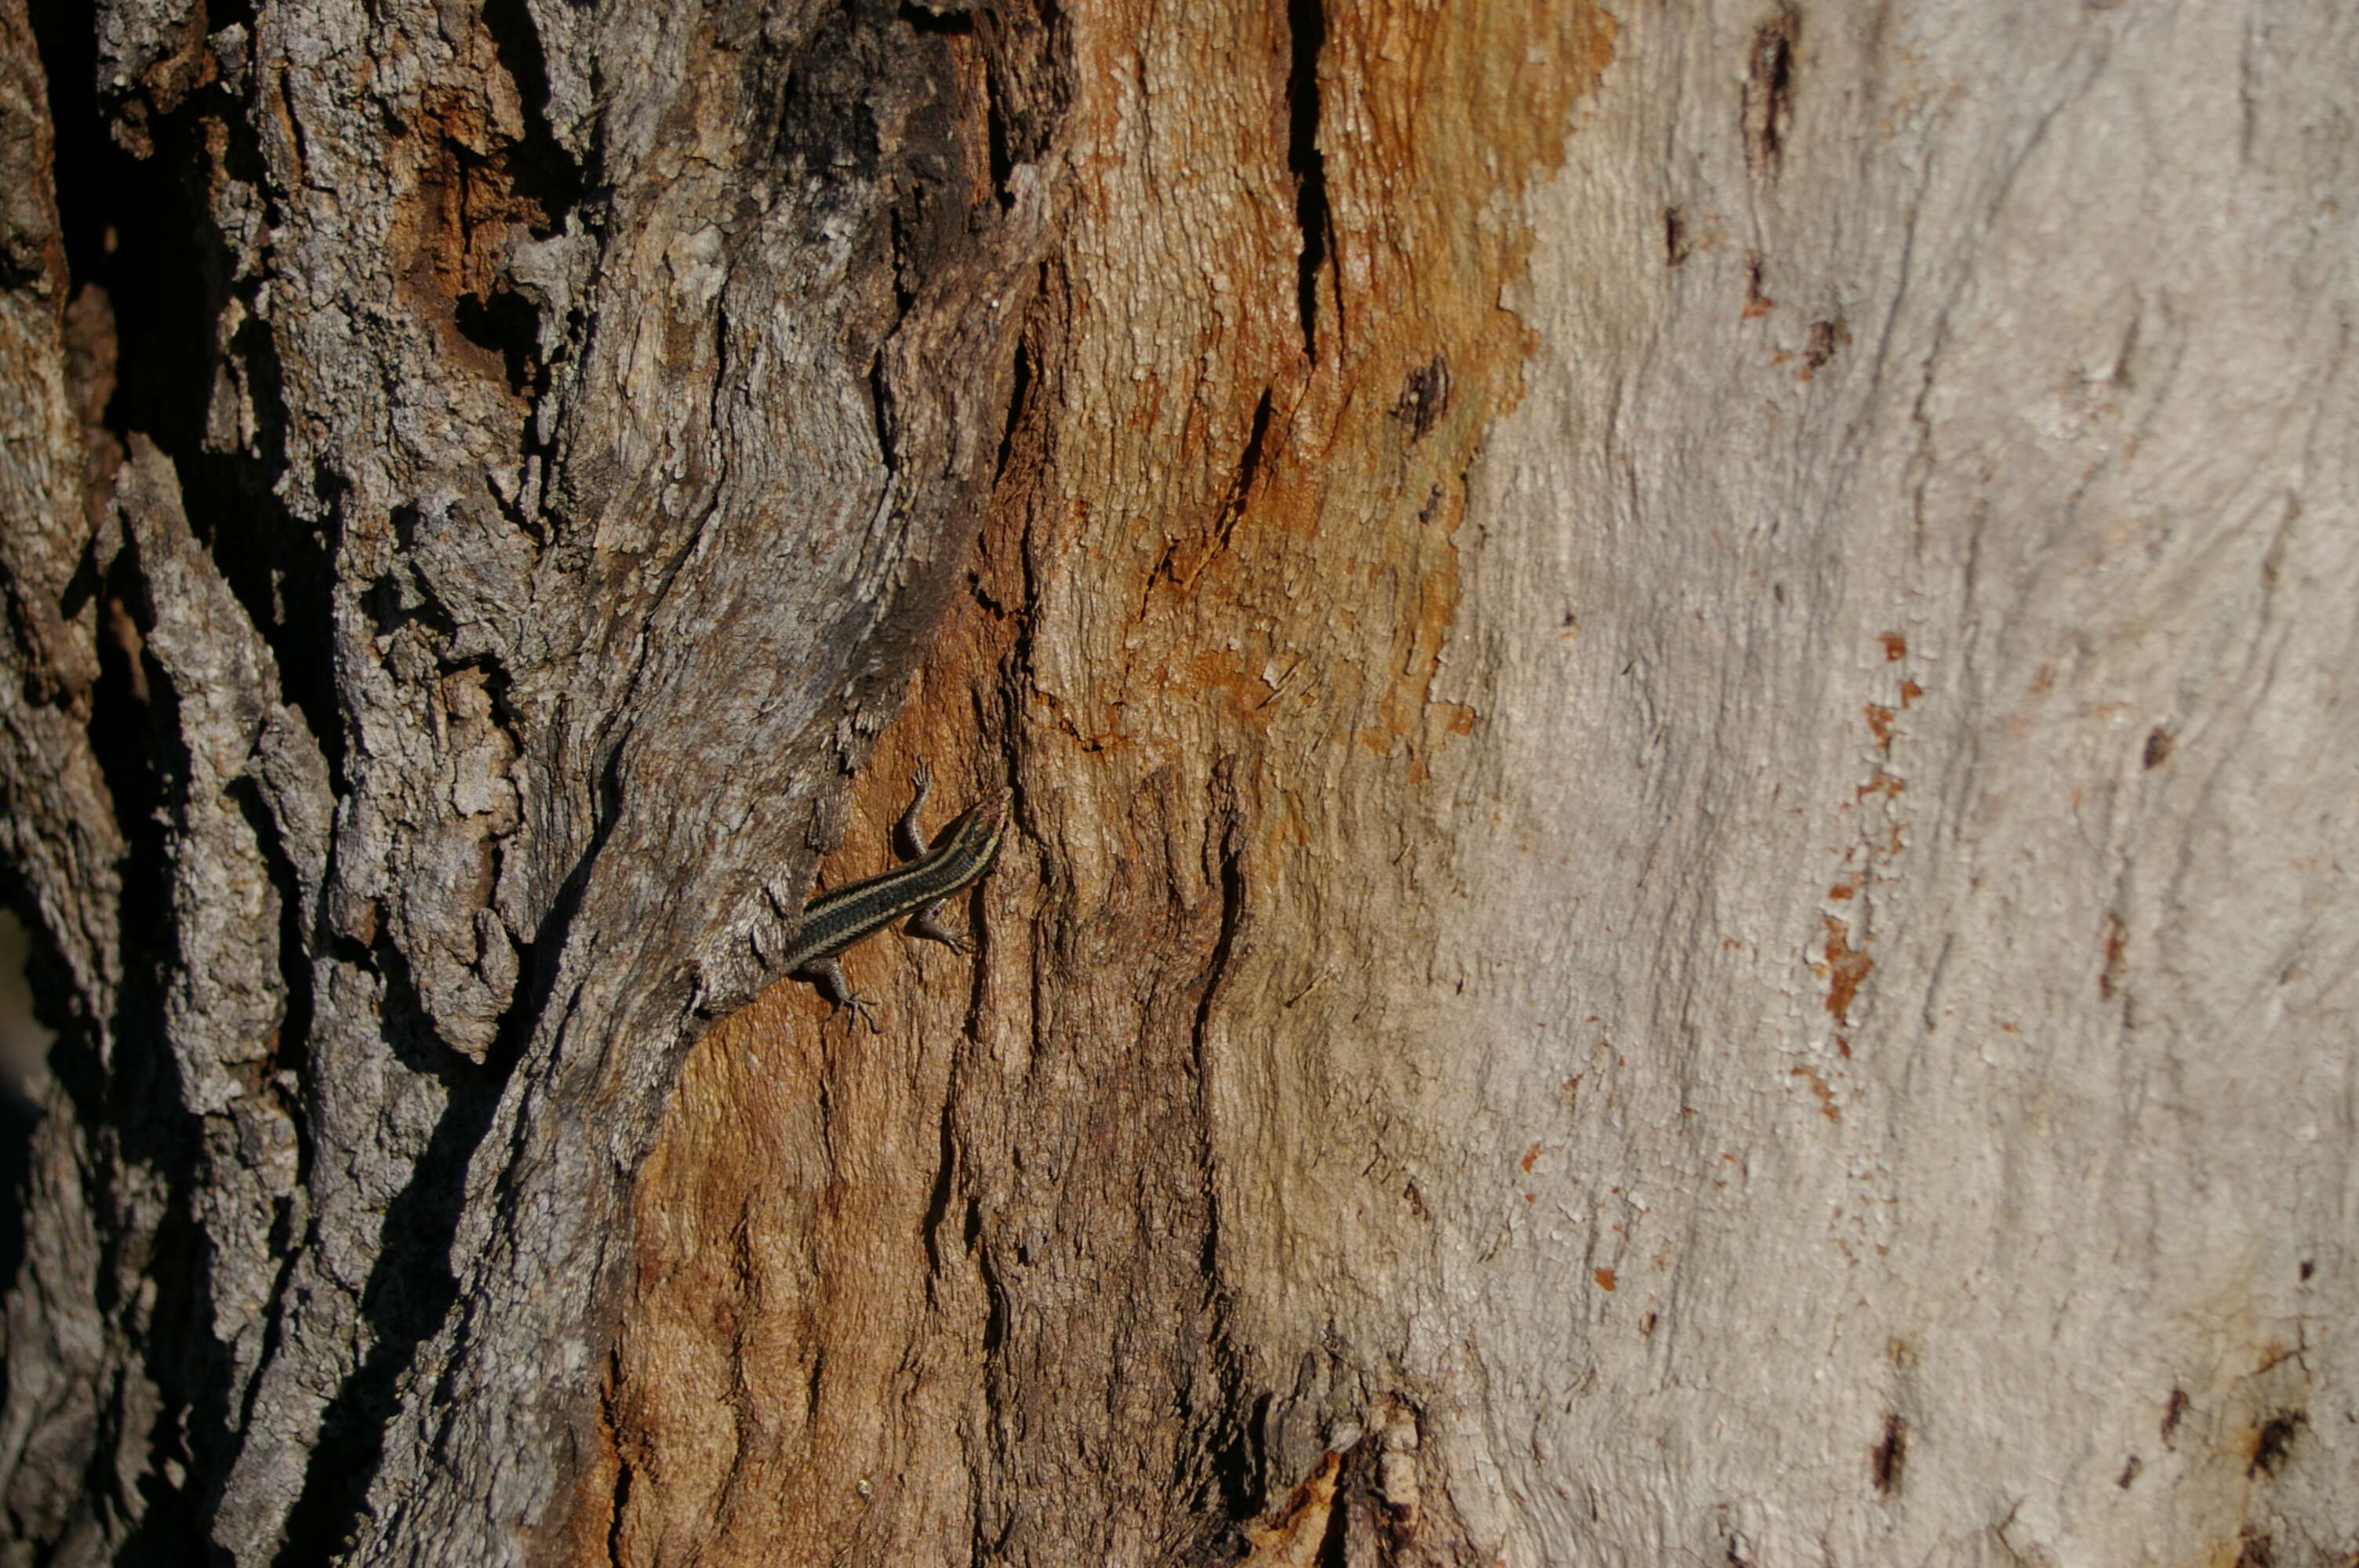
[
  {"x1": 1, "y1": 0, "x2": 1050, "y2": 1560},
  {"x1": 2, "y1": 0, "x2": 2353, "y2": 1566}
]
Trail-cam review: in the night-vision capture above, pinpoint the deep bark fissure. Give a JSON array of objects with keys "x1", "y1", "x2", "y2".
[
  {"x1": 868, "y1": 352, "x2": 902, "y2": 477},
  {"x1": 984, "y1": 60, "x2": 1016, "y2": 211},
  {"x1": 1743, "y1": 3, "x2": 1797, "y2": 178},
  {"x1": 1189, "y1": 786, "x2": 1259, "y2": 1551},
  {"x1": 33, "y1": 0, "x2": 344, "y2": 787},
  {"x1": 478, "y1": 0, "x2": 585, "y2": 231},
  {"x1": 922, "y1": 1096, "x2": 959, "y2": 1279},
  {"x1": 1215, "y1": 390, "x2": 1274, "y2": 561},
  {"x1": 25, "y1": 0, "x2": 107, "y2": 285},
  {"x1": 453, "y1": 286, "x2": 551, "y2": 401},
  {"x1": 1283, "y1": 0, "x2": 1329, "y2": 358},
  {"x1": 269, "y1": 1038, "x2": 493, "y2": 1566},
  {"x1": 993, "y1": 333, "x2": 1033, "y2": 484}
]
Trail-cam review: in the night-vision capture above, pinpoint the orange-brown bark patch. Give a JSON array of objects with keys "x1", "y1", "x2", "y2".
[
  {"x1": 2099, "y1": 910, "x2": 2127, "y2": 1000},
  {"x1": 1821, "y1": 914, "x2": 1872, "y2": 1026},
  {"x1": 1866, "y1": 702, "x2": 1896, "y2": 750},
  {"x1": 605, "y1": 0, "x2": 1621, "y2": 1555}
]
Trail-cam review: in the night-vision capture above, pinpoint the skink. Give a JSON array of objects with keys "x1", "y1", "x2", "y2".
[{"x1": 787, "y1": 765, "x2": 1009, "y2": 1029}]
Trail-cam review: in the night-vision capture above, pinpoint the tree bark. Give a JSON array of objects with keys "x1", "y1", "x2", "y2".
[{"x1": 2, "y1": 1, "x2": 2353, "y2": 1566}]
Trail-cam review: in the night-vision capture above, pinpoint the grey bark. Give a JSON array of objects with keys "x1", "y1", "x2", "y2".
[{"x1": 0, "y1": 0, "x2": 1052, "y2": 1559}]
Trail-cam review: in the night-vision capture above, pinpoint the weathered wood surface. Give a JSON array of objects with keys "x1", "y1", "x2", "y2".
[{"x1": 0, "y1": 0, "x2": 2351, "y2": 1564}]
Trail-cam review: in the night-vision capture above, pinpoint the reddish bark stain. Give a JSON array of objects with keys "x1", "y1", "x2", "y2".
[
  {"x1": 1854, "y1": 770, "x2": 1903, "y2": 803},
  {"x1": 1879, "y1": 632, "x2": 1906, "y2": 661},
  {"x1": 1865, "y1": 703, "x2": 1895, "y2": 750},
  {"x1": 1593, "y1": 1269, "x2": 1617, "y2": 1291},
  {"x1": 1790, "y1": 1065, "x2": 1840, "y2": 1123},
  {"x1": 1820, "y1": 915, "x2": 1871, "y2": 1025}
]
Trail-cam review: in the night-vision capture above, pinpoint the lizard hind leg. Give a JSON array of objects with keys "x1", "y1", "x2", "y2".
[
  {"x1": 905, "y1": 899, "x2": 970, "y2": 953},
  {"x1": 804, "y1": 956, "x2": 882, "y2": 1034}
]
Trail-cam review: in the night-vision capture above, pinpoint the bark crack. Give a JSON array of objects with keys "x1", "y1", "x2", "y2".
[
  {"x1": 1284, "y1": 0, "x2": 1329, "y2": 359},
  {"x1": 479, "y1": 0, "x2": 587, "y2": 229}
]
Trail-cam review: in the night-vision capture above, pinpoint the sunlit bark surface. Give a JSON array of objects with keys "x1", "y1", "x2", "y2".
[{"x1": 0, "y1": 1, "x2": 2350, "y2": 1565}]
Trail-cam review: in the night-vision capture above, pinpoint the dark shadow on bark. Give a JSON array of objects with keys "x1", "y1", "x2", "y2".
[
  {"x1": 481, "y1": 0, "x2": 586, "y2": 230},
  {"x1": 1284, "y1": 0, "x2": 1330, "y2": 358}
]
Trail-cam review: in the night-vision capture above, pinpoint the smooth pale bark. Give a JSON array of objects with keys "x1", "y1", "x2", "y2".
[
  {"x1": 1330, "y1": 6, "x2": 2359, "y2": 1563},
  {"x1": 0, "y1": 1, "x2": 2349, "y2": 1566}
]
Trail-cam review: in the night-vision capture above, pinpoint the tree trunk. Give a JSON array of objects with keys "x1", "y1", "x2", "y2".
[{"x1": 2, "y1": 1, "x2": 2351, "y2": 1565}]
